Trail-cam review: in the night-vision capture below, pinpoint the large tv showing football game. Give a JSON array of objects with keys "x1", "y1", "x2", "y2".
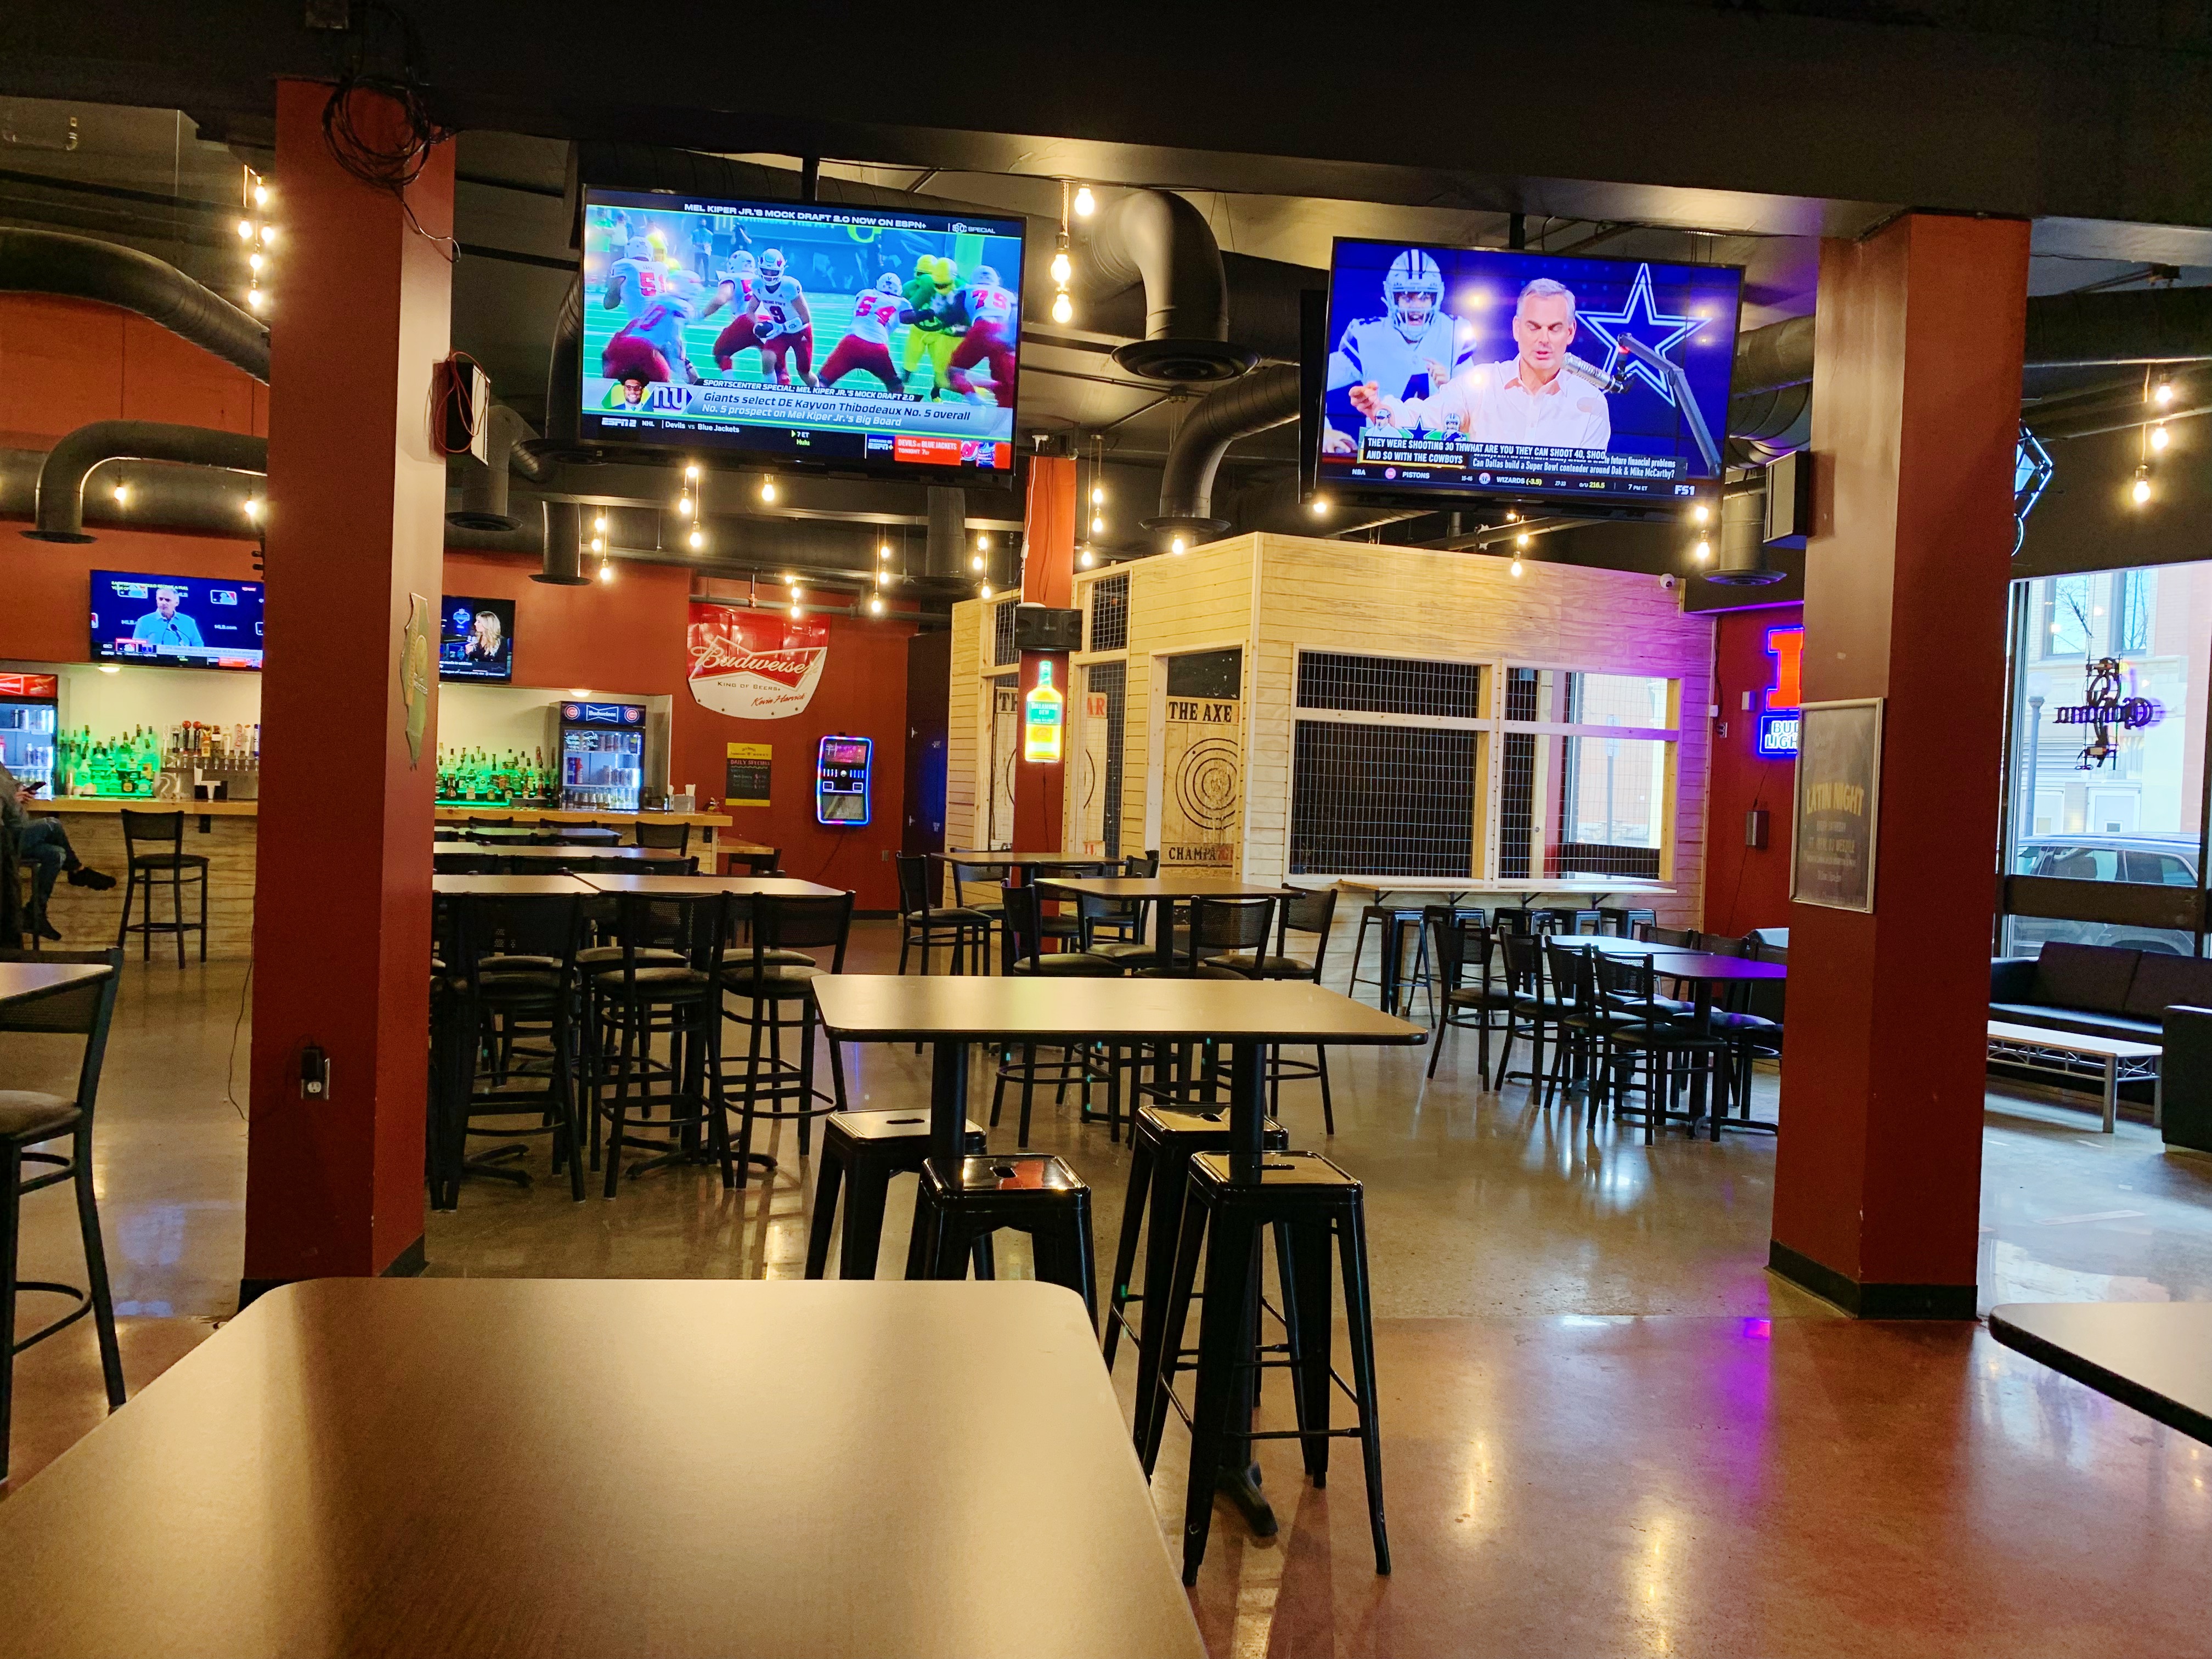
[
  {"x1": 1314, "y1": 238, "x2": 1742, "y2": 509},
  {"x1": 577, "y1": 187, "x2": 1024, "y2": 477},
  {"x1": 89, "y1": 570, "x2": 264, "y2": 670}
]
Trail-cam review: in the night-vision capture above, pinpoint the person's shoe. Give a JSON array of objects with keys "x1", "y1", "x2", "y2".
[
  {"x1": 67, "y1": 866, "x2": 116, "y2": 890},
  {"x1": 34, "y1": 917, "x2": 63, "y2": 942}
]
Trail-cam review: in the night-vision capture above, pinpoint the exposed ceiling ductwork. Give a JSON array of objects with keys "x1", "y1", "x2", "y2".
[
  {"x1": 450, "y1": 404, "x2": 550, "y2": 531},
  {"x1": 1074, "y1": 190, "x2": 1252, "y2": 385},
  {"x1": 0, "y1": 227, "x2": 269, "y2": 382},
  {"x1": 21, "y1": 420, "x2": 267, "y2": 543},
  {"x1": 1147, "y1": 364, "x2": 1302, "y2": 534}
]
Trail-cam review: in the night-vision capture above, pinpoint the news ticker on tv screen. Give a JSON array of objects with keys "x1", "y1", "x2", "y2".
[
  {"x1": 578, "y1": 187, "x2": 1023, "y2": 475},
  {"x1": 1319, "y1": 239, "x2": 1742, "y2": 507}
]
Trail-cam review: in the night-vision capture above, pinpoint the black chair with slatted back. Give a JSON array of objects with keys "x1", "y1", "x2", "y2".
[
  {"x1": 0, "y1": 948, "x2": 125, "y2": 1480},
  {"x1": 115, "y1": 809, "x2": 208, "y2": 966},
  {"x1": 894, "y1": 853, "x2": 989, "y2": 975},
  {"x1": 632, "y1": 819, "x2": 692, "y2": 854},
  {"x1": 719, "y1": 891, "x2": 856, "y2": 1183},
  {"x1": 1692, "y1": 934, "x2": 1782, "y2": 1136},
  {"x1": 1493, "y1": 928, "x2": 1572, "y2": 1093},
  {"x1": 990, "y1": 883, "x2": 1123, "y2": 1146},
  {"x1": 1600, "y1": 951, "x2": 1728, "y2": 1143},
  {"x1": 1426, "y1": 909, "x2": 1513, "y2": 1084},
  {"x1": 1135, "y1": 894, "x2": 1280, "y2": 1117},
  {"x1": 1221, "y1": 886, "x2": 1342, "y2": 1132}
]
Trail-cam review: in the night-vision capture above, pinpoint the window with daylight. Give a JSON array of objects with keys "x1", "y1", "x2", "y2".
[
  {"x1": 1495, "y1": 667, "x2": 1680, "y2": 882},
  {"x1": 2003, "y1": 563, "x2": 2210, "y2": 956}
]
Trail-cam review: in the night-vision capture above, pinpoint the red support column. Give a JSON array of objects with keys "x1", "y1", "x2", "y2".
[
  {"x1": 242, "y1": 80, "x2": 454, "y2": 1297},
  {"x1": 1013, "y1": 455, "x2": 1077, "y2": 853},
  {"x1": 1769, "y1": 213, "x2": 2030, "y2": 1317}
]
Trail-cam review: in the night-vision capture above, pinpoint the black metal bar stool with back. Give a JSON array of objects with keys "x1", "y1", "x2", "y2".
[
  {"x1": 115, "y1": 809, "x2": 208, "y2": 964},
  {"x1": 0, "y1": 949, "x2": 126, "y2": 1481},
  {"x1": 1218, "y1": 885, "x2": 1342, "y2": 1133},
  {"x1": 428, "y1": 887, "x2": 588, "y2": 1207},
  {"x1": 716, "y1": 890, "x2": 856, "y2": 1186},
  {"x1": 589, "y1": 888, "x2": 735, "y2": 1194},
  {"x1": 1424, "y1": 908, "x2": 1514, "y2": 1084}
]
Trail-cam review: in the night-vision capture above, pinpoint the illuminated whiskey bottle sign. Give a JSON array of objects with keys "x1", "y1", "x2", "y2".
[{"x1": 1023, "y1": 661, "x2": 1065, "y2": 764}]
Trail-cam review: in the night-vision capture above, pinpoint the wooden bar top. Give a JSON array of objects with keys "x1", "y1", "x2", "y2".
[
  {"x1": 0, "y1": 1278, "x2": 1205, "y2": 1659},
  {"x1": 35, "y1": 797, "x2": 258, "y2": 816},
  {"x1": 435, "y1": 806, "x2": 735, "y2": 829}
]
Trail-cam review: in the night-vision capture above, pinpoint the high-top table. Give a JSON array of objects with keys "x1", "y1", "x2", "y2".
[
  {"x1": 0, "y1": 960, "x2": 111, "y2": 1010},
  {"x1": 429, "y1": 873, "x2": 595, "y2": 898},
  {"x1": 577, "y1": 873, "x2": 846, "y2": 899},
  {"x1": 811, "y1": 973, "x2": 1423, "y2": 1538},
  {"x1": 1990, "y1": 1302, "x2": 2212, "y2": 1445},
  {"x1": 0, "y1": 1277, "x2": 1204, "y2": 1659}
]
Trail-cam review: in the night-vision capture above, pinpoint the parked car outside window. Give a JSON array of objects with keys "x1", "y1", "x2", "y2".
[{"x1": 2009, "y1": 833, "x2": 2201, "y2": 956}]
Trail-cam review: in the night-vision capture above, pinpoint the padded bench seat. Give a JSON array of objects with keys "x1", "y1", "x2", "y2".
[{"x1": 1990, "y1": 942, "x2": 2212, "y2": 1049}]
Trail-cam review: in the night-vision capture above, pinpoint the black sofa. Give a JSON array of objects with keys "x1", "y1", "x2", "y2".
[{"x1": 1989, "y1": 941, "x2": 2212, "y2": 1045}]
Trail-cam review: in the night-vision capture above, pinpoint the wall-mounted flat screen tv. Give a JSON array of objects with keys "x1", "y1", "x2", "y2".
[
  {"x1": 438, "y1": 595, "x2": 516, "y2": 684},
  {"x1": 577, "y1": 187, "x2": 1024, "y2": 478},
  {"x1": 90, "y1": 571, "x2": 264, "y2": 670},
  {"x1": 1314, "y1": 239, "x2": 1742, "y2": 509}
]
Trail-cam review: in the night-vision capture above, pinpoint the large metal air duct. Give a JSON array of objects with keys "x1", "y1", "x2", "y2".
[
  {"x1": 0, "y1": 448, "x2": 260, "y2": 537},
  {"x1": 450, "y1": 404, "x2": 547, "y2": 531},
  {"x1": 925, "y1": 487, "x2": 967, "y2": 579},
  {"x1": 1080, "y1": 191, "x2": 1253, "y2": 385},
  {"x1": 0, "y1": 228, "x2": 269, "y2": 382},
  {"x1": 23, "y1": 421, "x2": 267, "y2": 542},
  {"x1": 534, "y1": 500, "x2": 588, "y2": 585},
  {"x1": 1148, "y1": 364, "x2": 1302, "y2": 534}
]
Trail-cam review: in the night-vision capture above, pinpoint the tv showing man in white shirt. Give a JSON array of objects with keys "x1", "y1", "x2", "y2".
[{"x1": 1348, "y1": 278, "x2": 1612, "y2": 452}]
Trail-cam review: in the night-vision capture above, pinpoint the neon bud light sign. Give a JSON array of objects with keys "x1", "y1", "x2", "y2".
[{"x1": 1756, "y1": 625, "x2": 1803, "y2": 757}]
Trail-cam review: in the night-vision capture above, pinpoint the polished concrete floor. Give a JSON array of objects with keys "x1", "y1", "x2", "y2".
[{"x1": 6, "y1": 928, "x2": 2212, "y2": 1654}]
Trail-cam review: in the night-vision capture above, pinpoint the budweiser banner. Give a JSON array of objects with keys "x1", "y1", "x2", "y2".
[{"x1": 686, "y1": 603, "x2": 828, "y2": 720}]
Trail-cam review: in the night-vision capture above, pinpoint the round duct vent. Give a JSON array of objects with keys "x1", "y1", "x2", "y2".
[
  {"x1": 445, "y1": 509, "x2": 523, "y2": 533},
  {"x1": 1703, "y1": 563, "x2": 1790, "y2": 586},
  {"x1": 1112, "y1": 339, "x2": 1257, "y2": 385}
]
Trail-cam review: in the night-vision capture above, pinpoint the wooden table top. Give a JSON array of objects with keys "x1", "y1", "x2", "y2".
[
  {"x1": 939, "y1": 850, "x2": 1102, "y2": 868},
  {"x1": 0, "y1": 1278, "x2": 1204, "y2": 1659},
  {"x1": 1986, "y1": 1020, "x2": 2161, "y2": 1060},
  {"x1": 814, "y1": 973, "x2": 1426, "y2": 1045},
  {"x1": 459, "y1": 825, "x2": 553, "y2": 840},
  {"x1": 579, "y1": 873, "x2": 847, "y2": 899},
  {"x1": 474, "y1": 845, "x2": 691, "y2": 864},
  {"x1": 1325, "y1": 876, "x2": 1675, "y2": 896},
  {"x1": 1571, "y1": 939, "x2": 1786, "y2": 980},
  {"x1": 1039, "y1": 875, "x2": 1292, "y2": 900},
  {"x1": 1990, "y1": 1301, "x2": 2212, "y2": 1446},
  {"x1": 430, "y1": 874, "x2": 595, "y2": 897},
  {"x1": 0, "y1": 961, "x2": 111, "y2": 1008}
]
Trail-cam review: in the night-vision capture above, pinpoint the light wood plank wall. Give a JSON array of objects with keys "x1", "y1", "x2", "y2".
[{"x1": 956, "y1": 532, "x2": 1714, "y2": 930}]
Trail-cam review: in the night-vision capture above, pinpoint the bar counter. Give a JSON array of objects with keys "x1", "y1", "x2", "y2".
[{"x1": 26, "y1": 800, "x2": 742, "y2": 962}]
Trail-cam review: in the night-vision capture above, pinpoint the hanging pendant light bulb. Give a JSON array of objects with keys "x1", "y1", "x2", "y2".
[
  {"x1": 979, "y1": 580, "x2": 994, "y2": 600},
  {"x1": 689, "y1": 529, "x2": 704, "y2": 550},
  {"x1": 1073, "y1": 185, "x2": 1096, "y2": 217},
  {"x1": 2151, "y1": 422, "x2": 2171, "y2": 452},
  {"x1": 590, "y1": 536, "x2": 604, "y2": 553},
  {"x1": 789, "y1": 600, "x2": 803, "y2": 621},
  {"x1": 1050, "y1": 250, "x2": 1072, "y2": 286},
  {"x1": 1051, "y1": 291, "x2": 1073, "y2": 324},
  {"x1": 971, "y1": 552, "x2": 985, "y2": 572},
  {"x1": 1309, "y1": 496, "x2": 1330, "y2": 516},
  {"x1": 1510, "y1": 557, "x2": 1524, "y2": 578},
  {"x1": 112, "y1": 483, "x2": 129, "y2": 505},
  {"x1": 677, "y1": 496, "x2": 692, "y2": 517},
  {"x1": 1515, "y1": 533, "x2": 1531, "y2": 549},
  {"x1": 595, "y1": 515, "x2": 608, "y2": 535},
  {"x1": 1091, "y1": 485, "x2": 1106, "y2": 505},
  {"x1": 599, "y1": 559, "x2": 614, "y2": 583},
  {"x1": 1091, "y1": 514, "x2": 1105, "y2": 534},
  {"x1": 2132, "y1": 466, "x2": 2154, "y2": 505},
  {"x1": 1078, "y1": 548, "x2": 1094, "y2": 569},
  {"x1": 868, "y1": 594, "x2": 885, "y2": 616},
  {"x1": 1691, "y1": 501, "x2": 1711, "y2": 526},
  {"x1": 1170, "y1": 535, "x2": 1188, "y2": 555},
  {"x1": 760, "y1": 477, "x2": 777, "y2": 503},
  {"x1": 1694, "y1": 539, "x2": 1711, "y2": 562},
  {"x1": 238, "y1": 218, "x2": 254, "y2": 240},
  {"x1": 878, "y1": 543, "x2": 891, "y2": 561}
]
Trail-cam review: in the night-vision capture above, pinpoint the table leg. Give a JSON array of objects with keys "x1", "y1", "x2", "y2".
[
  {"x1": 1215, "y1": 1038, "x2": 1277, "y2": 1539},
  {"x1": 909, "y1": 1039, "x2": 971, "y2": 1278},
  {"x1": 2104, "y1": 1054, "x2": 2119, "y2": 1135},
  {"x1": 1378, "y1": 912, "x2": 1402, "y2": 1015}
]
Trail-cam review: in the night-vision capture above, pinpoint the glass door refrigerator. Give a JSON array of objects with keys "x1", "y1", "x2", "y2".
[
  {"x1": 552, "y1": 698, "x2": 645, "y2": 811},
  {"x1": 0, "y1": 673, "x2": 59, "y2": 799}
]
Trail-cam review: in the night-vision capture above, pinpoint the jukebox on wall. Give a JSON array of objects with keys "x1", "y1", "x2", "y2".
[{"x1": 815, "y1": 734, "x2": 872, "y2": 826}]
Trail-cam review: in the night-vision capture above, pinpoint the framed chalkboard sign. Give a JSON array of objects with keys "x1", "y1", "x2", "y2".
[{"x1": 1790, "y1": 698, "x2": 1883, "y2": 913}]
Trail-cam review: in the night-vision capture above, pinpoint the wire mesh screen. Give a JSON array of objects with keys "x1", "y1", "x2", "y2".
[
  {"x1": 1084, "y1": 659, "x2": 1126, "y2": 861},
  {"x1": 986, "y1": 674, "x2": 1019, "y2": 848},
  {"x1": 1088, "y1": 572, "x2": 1130, "y2": 652},
  {"x1": 1290, "y1": 720, "x2": 1476, "y2": 876},
  {"x1": 992, "y1": 600, "x2": 1019, "y2": 667},
  {"x1": 1504, "y1": 665, "x2": 1541, "y2": 723},
  {"x1": 1498, "y1": 730, "x2": 1536, "y2": 880},
  {"x1": 1296, "y1": 651, "x2": 1483, "y2": 719}
]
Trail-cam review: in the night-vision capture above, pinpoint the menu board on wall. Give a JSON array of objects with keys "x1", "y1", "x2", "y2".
[
  {"x1": 687, "y1": 604, "x2": 827, "y2": 720},
  {"x1": 1790, "y1": 698, "x2": 1883, "y2": 912},
  {"x1": 725, "y1": 741, "x2": 771, "y2": 806},
  {"x1": 1159, "y1": 695, "x2": 1245, "y2": 871}
]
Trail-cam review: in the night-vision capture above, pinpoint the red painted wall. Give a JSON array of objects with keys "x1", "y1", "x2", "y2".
[
  {"x1": 444, "y1": 554, "x2": 914, "y2": 909},
  {"x1": 1702, "y1": 602, "x2": 1801, "y2": 938},
  {"x1": 0, "y1": 291, "x2": 916, "y2": 916}
]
